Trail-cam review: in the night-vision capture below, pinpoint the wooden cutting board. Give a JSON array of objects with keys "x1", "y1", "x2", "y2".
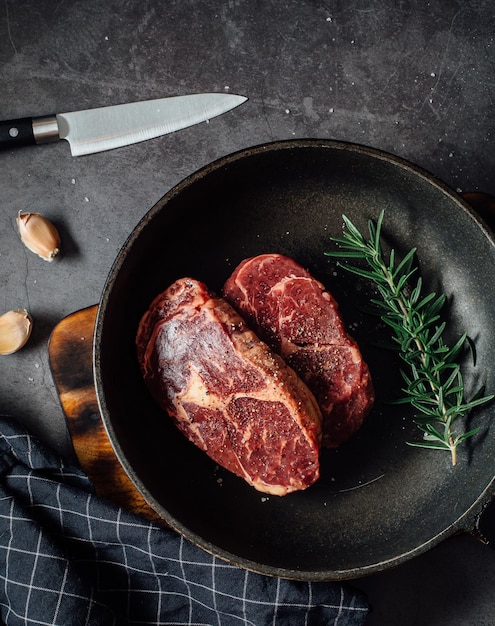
[{"x1": 48, "y1": 305, "x2": 164, "y2": 524}]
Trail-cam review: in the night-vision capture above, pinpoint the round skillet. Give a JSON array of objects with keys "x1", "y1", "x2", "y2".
[{"x1": 94, "y1": 139, "x2": 495, "y2": 581}]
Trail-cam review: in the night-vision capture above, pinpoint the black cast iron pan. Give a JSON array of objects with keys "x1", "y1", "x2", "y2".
[{"x1": 94, "y1": 139, "x2": 495, "y2": 581}]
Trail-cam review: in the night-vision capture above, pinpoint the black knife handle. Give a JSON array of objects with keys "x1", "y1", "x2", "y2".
[
  {"x1": 0, "y1": 117, "x2": 35, "y2": 149},
  {"x1": 0, "y1": 115, "x2": 59, "y2": 151}
]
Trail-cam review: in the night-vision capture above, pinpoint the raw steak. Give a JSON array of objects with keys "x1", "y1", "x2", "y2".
[
  {"x1": 136, "y1": 277, "x2": 322, "y2": 496},
  {"x1": 223, "y1": 254, "x2": 374, "y2": 447}
]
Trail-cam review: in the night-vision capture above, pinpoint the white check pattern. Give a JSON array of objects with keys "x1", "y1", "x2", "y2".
[{"x1": 0, "y1": 416, "x2": 368, "y2": 625}]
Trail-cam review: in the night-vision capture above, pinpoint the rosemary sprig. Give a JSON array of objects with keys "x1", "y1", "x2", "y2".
[{"x1": 325, "y1": 210, "x2": 494, "y2": 466}]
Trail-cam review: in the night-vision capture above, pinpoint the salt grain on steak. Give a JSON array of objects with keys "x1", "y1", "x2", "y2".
[{"x1": 136, "y1": 277, "x2": 322, "y2": 496}]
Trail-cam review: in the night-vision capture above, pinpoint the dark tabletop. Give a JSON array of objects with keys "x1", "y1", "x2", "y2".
[{"x1": 1, "y1": 1, "x2": 494, "y2": 624}]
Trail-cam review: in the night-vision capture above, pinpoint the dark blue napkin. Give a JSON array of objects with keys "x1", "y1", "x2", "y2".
[{"x1": 0, "y1": 415, "x2": 369, "y2": 625}]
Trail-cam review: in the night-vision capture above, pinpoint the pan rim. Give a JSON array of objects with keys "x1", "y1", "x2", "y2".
[{"x1": 93, "y1": 138, "x2": 495, "y2": 580}]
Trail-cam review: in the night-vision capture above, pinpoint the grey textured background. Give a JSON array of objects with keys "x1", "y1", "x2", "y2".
[{"x1": 1, "y1": 1, "x2": 494, "y2": 624}]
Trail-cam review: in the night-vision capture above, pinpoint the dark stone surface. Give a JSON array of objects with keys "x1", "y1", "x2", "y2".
[{"x1": 1, "y1": 1, "x2": 494, "y2": 623}]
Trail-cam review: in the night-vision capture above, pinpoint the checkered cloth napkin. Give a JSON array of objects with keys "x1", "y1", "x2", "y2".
[{"x1": 0, "y1": 415, "x2": 369, "y2": 625}]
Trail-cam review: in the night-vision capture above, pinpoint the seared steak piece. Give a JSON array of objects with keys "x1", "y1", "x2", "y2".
[
  {"x1": 136, "y1": 277, "x2": 322, "y2": 496},
  {"x1": 223, "y1": 254, "x2": 374, "y2": 447}
]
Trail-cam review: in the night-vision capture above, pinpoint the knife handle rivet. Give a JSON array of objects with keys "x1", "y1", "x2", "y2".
[{"x1": 9, "y1": 127, "x2": 19, "y2": 138}]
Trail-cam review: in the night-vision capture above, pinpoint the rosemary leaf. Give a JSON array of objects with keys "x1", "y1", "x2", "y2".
[
  {"x1": 455, "y1": 427, "x2": 481, "y2": 443},
  {"x1": 394, "y1": 248, "x2": 417, "y2": 278},
  {"x1": 407, "y1": 440, "x2": 452, "y2": 451},
  {"x1": 327, "y1": 210, "x2": 494, "y2": 465}
]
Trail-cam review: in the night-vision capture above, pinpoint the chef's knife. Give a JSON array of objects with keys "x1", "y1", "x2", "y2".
[{"x1": 0, "y1": 93, "x2": 247, "y2": 157}]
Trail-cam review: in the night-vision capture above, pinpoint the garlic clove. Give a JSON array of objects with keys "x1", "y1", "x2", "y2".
[
  {"x1": 16, "y1": 211, "x2": 61, "y2": 261},
  {"x1": 0, "y1": 309, "x2": 33, "y2": 355}
]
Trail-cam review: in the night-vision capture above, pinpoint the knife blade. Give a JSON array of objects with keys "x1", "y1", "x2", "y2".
[{"x1": 0, "y1": 93, "x2": 247, "y2": 157}]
